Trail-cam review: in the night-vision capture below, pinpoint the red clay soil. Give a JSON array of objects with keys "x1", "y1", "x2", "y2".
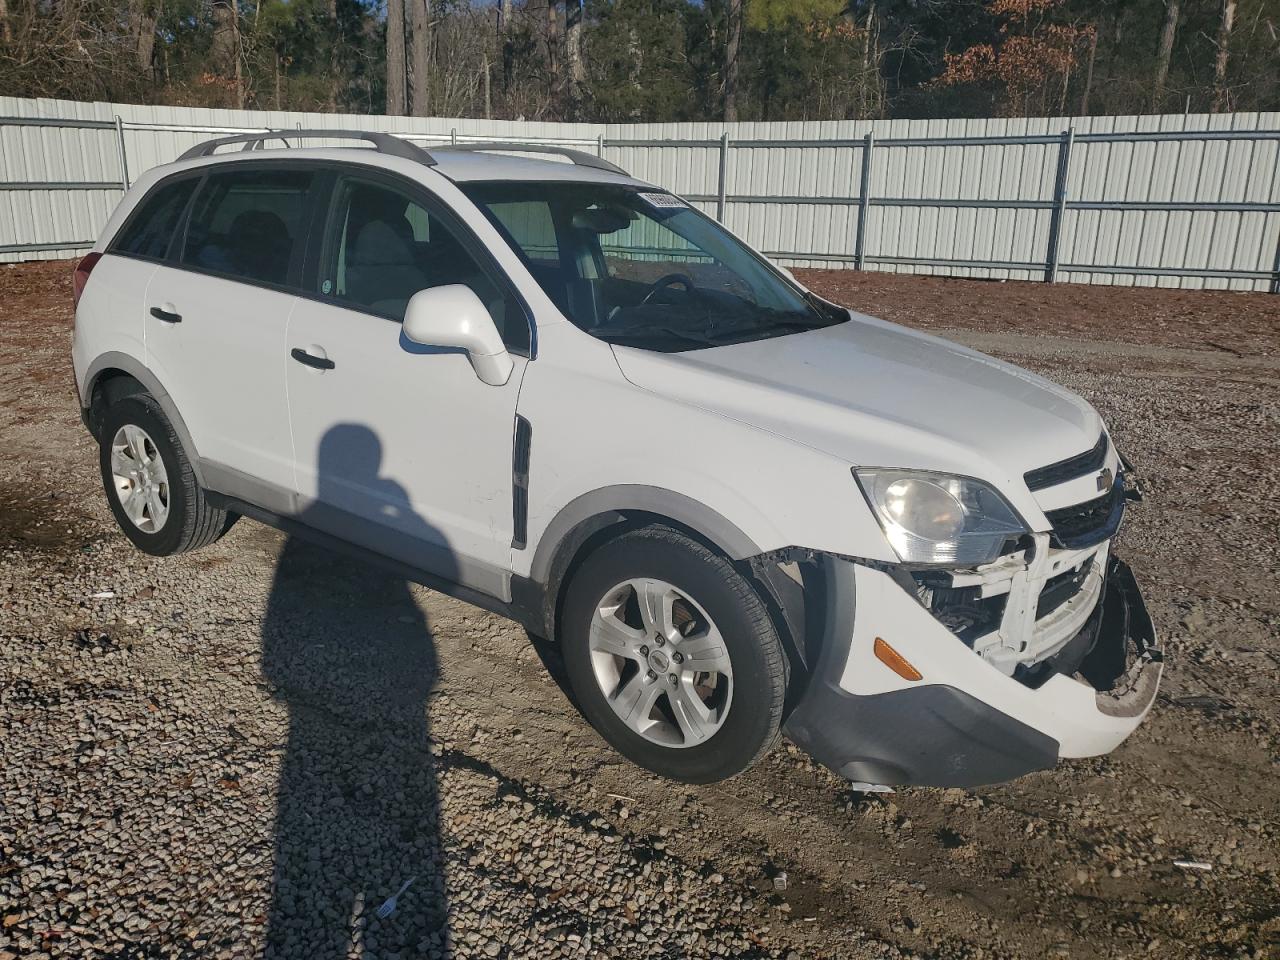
[{"x1": 796, "y1": 268, "x2": 1280, "y2": 357}]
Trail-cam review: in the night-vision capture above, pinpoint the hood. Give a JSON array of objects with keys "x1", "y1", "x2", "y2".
[{"x1": 610, "y1": 312, "x2": 1102, "y2": 511}]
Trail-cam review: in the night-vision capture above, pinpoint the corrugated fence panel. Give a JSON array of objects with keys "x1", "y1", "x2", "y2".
[{"x1": 2, "y1": 96, "x2": 1277, "y2": 291}]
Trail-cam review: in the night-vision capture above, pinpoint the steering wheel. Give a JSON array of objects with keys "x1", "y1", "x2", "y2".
[{"x1": 639, "y1": 272, "x2": 696, "y2": 305}]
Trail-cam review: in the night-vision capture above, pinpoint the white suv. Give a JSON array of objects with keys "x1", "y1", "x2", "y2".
[{"x1": 71, "y1": 130, "x2": 1162, "y2": 787}]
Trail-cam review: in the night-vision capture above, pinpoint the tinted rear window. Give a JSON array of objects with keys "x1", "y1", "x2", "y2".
[
  {"x1": 181, "y1": 168, "x2": 314, "y2": 287},
  {"x1": 113, "y1": 178, "x2": 197, "y2": 259}
]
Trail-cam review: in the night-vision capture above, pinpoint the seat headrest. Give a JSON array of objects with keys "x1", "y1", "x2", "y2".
[
  {"x1": 350, "y1": 220, "x2": 415, "y2": 267},
  {"x1": 230, "y1": 210, "x2": 290, "y2": 247}
]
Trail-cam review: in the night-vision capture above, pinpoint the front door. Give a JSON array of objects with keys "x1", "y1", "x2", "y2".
[
  {"x1": 144, "y1": 165, "x2": 317, "y2": 508},
  {"x1": 284, "y1": 171, "x2": 531, "y2": 600}
]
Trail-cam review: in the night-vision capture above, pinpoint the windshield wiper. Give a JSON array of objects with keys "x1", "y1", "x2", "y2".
[
  {"x1": 701, "y1": 314, "x2": 829, "y2": 342},
  {"x1": 593, "y1": 324, "x2": 721, "y2": 349}
]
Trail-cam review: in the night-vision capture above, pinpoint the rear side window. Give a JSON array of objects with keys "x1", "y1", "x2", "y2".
[
  {"x1": 113, "y1": 178, "x2": 197, "y2": 259},
  {"x1": 181, "y1": 168, "x2": 314, "y2": 287}
]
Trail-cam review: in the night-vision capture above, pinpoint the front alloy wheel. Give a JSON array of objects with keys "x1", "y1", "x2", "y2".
[
  {"x1": 560, "y1": 525, "x2": 787, "y2": 783},
  {"x1": 589, "y1": 577, "x2": 733, "y2": 748}
]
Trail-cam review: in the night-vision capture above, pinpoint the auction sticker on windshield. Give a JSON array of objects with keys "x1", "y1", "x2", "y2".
[{"x1": 639, "y1": 192, "x2": 686, "y2": 209}]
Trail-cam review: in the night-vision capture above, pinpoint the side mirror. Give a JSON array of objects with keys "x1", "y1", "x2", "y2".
[{"x1": 402, "y1": 284, "x2": 514, "y2": 386}]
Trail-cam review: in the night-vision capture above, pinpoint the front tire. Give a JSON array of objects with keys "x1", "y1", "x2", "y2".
[
  {"x1": 97, "y1": 394, "x2": 234, "y2": 556},
  {"x1": 560, "y1": 525, "x2": 787, "y2": 783}
]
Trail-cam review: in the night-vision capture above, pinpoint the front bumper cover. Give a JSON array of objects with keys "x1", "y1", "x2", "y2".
[{"x1": 783, "y1": 555, "x2": 1162, "y2": 788}]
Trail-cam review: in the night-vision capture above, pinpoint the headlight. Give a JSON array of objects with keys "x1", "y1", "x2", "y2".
[{"x1": 854, "y1": 468, "x2": 1027, "y2": 566}]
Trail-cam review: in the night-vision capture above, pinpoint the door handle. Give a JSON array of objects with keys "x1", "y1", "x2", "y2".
[
  {"x1": 291, "y1": 347, "x2": 335, "y2": 370},
  {"x1": 149, "y1": 306, "x2": 182, "y2": 324}
]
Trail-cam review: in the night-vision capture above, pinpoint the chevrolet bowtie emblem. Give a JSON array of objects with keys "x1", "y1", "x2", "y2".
[{"x1": 1097, "y1": 467, "x2": 1114, "y2": 492}]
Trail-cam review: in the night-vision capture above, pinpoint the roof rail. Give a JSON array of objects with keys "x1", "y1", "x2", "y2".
[
  {"x1": 177, "y1": 129, "x2": 436, "y2": 165},
  {"x1": 434, "y1": 142, "x2": 628, "y2": 176}
]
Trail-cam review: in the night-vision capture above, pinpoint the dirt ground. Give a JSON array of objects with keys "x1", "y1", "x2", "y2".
[{"x1": 1, "y1": 259, "x2": 1277, "y2": 959}]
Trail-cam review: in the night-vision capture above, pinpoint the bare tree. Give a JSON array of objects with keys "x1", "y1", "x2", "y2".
[
  {"x1": 724, "y1": 0, "x2": 742, "y2": 121},
  {"x1": 409, "y1": 0, "x2": 431, "y2": 116},
  {"x1": 1152, "y1": 0, "x2": 1179, "y2": 110},
  {"x1": 387, "y1": 0, "x2": 407, "y2": 114},
  {"x1": 1212, "y1": 0, "x2": 1236, "y2": 111},
  {"x1": 0, "y1": 0, "x2": 10, "y2": 44}
]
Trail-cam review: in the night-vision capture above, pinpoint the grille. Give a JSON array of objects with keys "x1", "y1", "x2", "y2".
[
  {"x1": 1036, "y1": 555, "x2": 1094, "y2": 620},
  {"x1": 1024, "y1": 433, "x2": 1108, "y2": 491},
  {"x1": 1044, "y1": 477, "x2": 1125, "y2": 549}
]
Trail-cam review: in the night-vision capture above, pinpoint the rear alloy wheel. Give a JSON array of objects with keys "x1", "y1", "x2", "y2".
[
  {"x1": 561, "y1": 525, "x2": 787, "y2": 783},
  {"x1": 109, "y1": 424, "x2": 171, "y2": 534},
  {"x1": 97, "y1": 393, "x2": 235, "y2": 556}
]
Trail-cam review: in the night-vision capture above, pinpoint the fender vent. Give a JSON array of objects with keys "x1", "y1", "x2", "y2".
[{"x1": 512, "y1": 415, "x2": 532, "y2": 549}]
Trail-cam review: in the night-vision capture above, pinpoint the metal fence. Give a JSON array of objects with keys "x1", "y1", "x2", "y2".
[{"x1": 2, "y1": 97, "x2": 1279, "y2": 292}]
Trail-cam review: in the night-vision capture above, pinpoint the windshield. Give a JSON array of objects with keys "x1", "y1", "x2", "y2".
[{"x1": 460, "y1": 181, "x2": 846, "y2": 352}]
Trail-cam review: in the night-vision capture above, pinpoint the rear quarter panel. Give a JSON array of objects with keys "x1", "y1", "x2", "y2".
[{"x1": 72, "y1": 254, "x2": 158, "y2": 404}]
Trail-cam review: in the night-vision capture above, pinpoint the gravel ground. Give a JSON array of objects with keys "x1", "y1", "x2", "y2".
[{"x1": 1, "y1": 260, "x2": 1277, "y2": 959}]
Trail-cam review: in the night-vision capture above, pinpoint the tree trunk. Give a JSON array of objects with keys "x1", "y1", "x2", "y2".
[
  {"x1": 1079, "y1": 26, "x2": 1097, "y2": 115},
  {"x1": 483, "y1": 52, "x2": 491, "y2": 119},
  {"x1": 409, "y1": 0, "x2": 431, "y2": 117},
  {"x1": 1152, "y1": 0, "x2": 1178, "y2": 111},
  {"x1": 546, "y1": 0, "x2": 559, "y2": 110},
  {"x1": 386, "y1": 0, "x2": 407, "y2": 115},
  {"x1": 233, "y1": 5, "x2": 244, "y2": 107},
  {"x1": 860, "y1": 0, "x2": 876, "y2": 118},
  {"x1": 627, "y1": 26, "x2": 641, "y2": 86},
  {"x1": 500, "y1": 0, "x2": 512, "y2": 33},
  {"x1": 724, "y1": 0, "x2": 742, "y2": 122},
  {"x1": 327, "y1": 0, "x2": 340, "y2": 110},
  {"x1": 211, "y1": 0, "x2": 243, "y2": 107},
  {"x1": 565, "y1": 0, "x2": 583, "y2": 118},
  {"x1": 0, "y1": 0, "x2": 10, "y2": 44},
  {"x1": 130, "y1": 0, "x2": 160, "y2": 79},
  {"x1": 1212, "y1": 0, "x2": 1235, "y2": 111}
]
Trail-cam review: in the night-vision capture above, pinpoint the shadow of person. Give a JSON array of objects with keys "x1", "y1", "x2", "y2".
[{"x1": 261, "y1": 424, "x2": 452, "y2": 959}]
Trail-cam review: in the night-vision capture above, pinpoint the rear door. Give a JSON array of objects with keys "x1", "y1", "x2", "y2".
[
  {"x1": 143, "y1": 164, "x2": 319, "y2": 508},
  {"x1": 284, "y1": 169, "x2": 531, "y2": 598}
]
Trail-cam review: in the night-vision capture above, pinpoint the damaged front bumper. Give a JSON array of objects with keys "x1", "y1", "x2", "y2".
[{"x1": 782, "y1": 554, "x2": 1163, "y2": 788}]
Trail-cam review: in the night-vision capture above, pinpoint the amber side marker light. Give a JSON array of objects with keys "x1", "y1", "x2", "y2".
[{"x1": 874, "y1": 637, "x2": 923, "y2": 682}]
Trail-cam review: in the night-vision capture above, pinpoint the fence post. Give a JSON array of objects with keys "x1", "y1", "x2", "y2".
[
  {"x1": 1045, "y1": 126, "x2": 1075, "y2": 283},
  {"x1": 716, "y1": 132, "x2": 729, "y2": 222},
  {"x1": 597, "y1": 133, "x2": 604, "y2": 158},
  {"x1": 855, "y1": 130, "x2": 874, "y2": 270},
  {"x1": 450, "y1": 127, "x2": 457, "y2": 146},
  {"x1": 114, "y1": 116, "x2": 130, "y2": 191}
]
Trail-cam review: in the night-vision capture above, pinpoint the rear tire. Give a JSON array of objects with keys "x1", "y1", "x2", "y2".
[
  {"x1": 560, "y1": 525, "x2": 786, "y2": 783},
  {"x1": 97, "y1": 394, "x2": 234, "y2": 556}
]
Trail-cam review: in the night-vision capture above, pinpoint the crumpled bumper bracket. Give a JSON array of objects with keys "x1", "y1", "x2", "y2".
[{"x1": 783, "y1": 555, "x2": 1161, "y2": 788}]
